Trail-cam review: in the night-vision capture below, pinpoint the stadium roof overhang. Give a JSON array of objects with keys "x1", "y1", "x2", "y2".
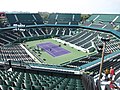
[{"x1": 0, "y1": 24, "x2": 120, "y2": 38}]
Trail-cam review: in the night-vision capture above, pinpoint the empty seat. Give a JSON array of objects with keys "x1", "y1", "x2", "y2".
[
  {"x1": 31, "y1": 85, "x2": 42, "y2": 90},
  {"x1": 0, "y1": 85, "x2": 8, "y2": 90}
]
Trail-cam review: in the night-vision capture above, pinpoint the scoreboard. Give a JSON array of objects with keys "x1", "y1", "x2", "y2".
[
  {"x1": 0, "y1": 12, "x2": 7, "y2": 28},
  {"x1": 0, "y1": 12, "x2": 6, "y2": 18}
]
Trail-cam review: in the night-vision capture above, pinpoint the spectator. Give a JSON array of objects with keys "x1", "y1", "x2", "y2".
[
  {"x1": 109, "y1": 80, "x2": 120, "y2": 90},
  {"x1": 105, "y1": 68, "x2": 110, "y2": 76},
  {"x1": 104, "y1": 68, "x2": 110, "y2": 81},
  {"x1": 110, "y1": 67, "x2": 115, "y2": 80}
]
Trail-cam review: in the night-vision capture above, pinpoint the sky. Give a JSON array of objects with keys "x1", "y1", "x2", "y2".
[{"x1": 0, "y1": 0, "x2": 120, "y2": 14}]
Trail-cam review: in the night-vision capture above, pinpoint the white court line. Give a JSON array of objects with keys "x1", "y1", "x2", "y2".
[
  {"x1": 40, "y1": 44, "x2": 58, "y2": 56},
  {"x1": 40, "y1": 43, "x2": 69, "y2": 56}
]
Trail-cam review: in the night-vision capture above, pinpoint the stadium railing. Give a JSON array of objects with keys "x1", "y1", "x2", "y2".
[
  {"x1": 104, "y1": 84, "x2": 111, "y2": 90},
  {"x1": 82, "y1": 74, "x2": 96, "y2": 90},
  {"x1": 60, "y1": 52, "x2": 97, "y2": 66},
  {"x1": 79, "y1": 50, "x2": 120, "y2": 70},
  {"x1": 114, "y1": 69, "x2": 120, "y2": 81}
]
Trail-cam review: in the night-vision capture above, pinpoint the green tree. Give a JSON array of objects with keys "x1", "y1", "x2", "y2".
[{"x1": 81, "y1": 14, "x2": 91, "y2": 21}]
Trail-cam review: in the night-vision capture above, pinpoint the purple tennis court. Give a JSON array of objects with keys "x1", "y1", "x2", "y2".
[{"x1": 37, "y1": 42, "x2": 70, "y2": 57}]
